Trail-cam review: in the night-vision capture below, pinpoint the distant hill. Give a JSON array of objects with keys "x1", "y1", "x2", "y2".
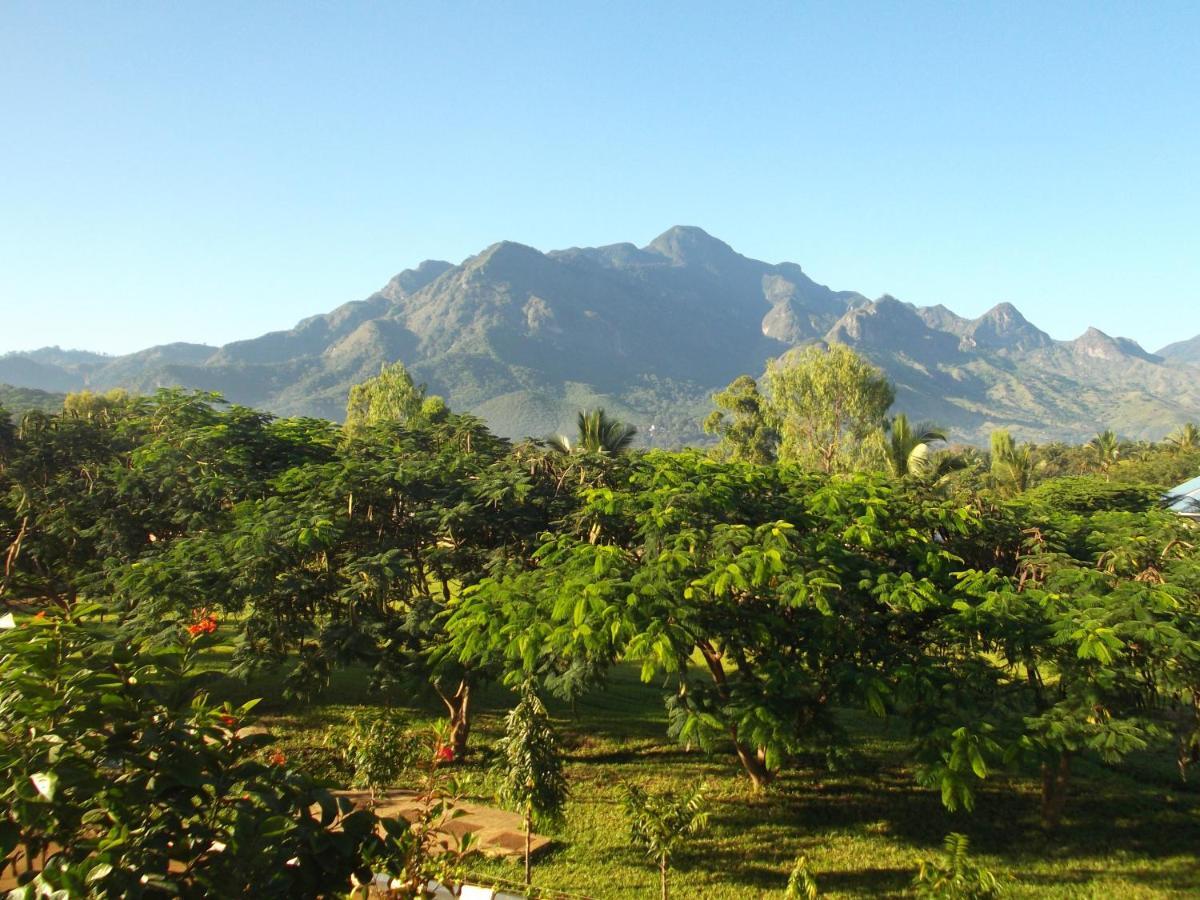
[
  {"x1": 0, "y1": 384, "x2": 66, "y2": 416},
  {"x1": 3, "y1": 226, "x2": 1199, "y2": 445},
  {"x1": 1160, "y1": 334, "x2": 1200, "y2": 366}
]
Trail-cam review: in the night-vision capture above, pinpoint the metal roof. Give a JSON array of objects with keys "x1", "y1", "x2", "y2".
[{"x1": 1165, "y1": 475, "x2": 1200, "y2": 518}]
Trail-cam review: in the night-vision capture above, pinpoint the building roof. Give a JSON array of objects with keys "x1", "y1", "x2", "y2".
[{"x1": 1165, "y1": 475, "x2": 1200, "y2": 518}]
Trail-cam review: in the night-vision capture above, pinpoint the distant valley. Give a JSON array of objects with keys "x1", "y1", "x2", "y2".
[{"x1": 3, "y1": 226, "x2": 1199, "y2": 445}]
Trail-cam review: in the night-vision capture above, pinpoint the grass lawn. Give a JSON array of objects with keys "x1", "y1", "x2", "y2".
[{"x1": 204, "y1": 655, "x2": 1200, "y2": 898}]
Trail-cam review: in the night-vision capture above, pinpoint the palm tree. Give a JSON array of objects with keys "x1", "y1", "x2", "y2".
[
  {"x1": 884, "y1": 414, "x2": 946, "y2": 477},
  {"x1": 1088, "y1": 429, "x2": 1121, "y2": 479},
  {"x1": 990, "y1": 429, "x2": 1040, "y2": 495},
  {"x1": 1167, "y1": 423, "x2": 1200, "y2": 452},
  {"x1": 546, "y1": 408, "x2": 637, "y2": 455}
]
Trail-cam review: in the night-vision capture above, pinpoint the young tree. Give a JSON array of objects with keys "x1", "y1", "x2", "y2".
[
  {"x1": 494, "y1": 682, "x2": 568, "y2": 885},
  {"x1": 623, "y1": 783, "x2": 709, "y2": 900},
  {"x1": 765, "y1": 344, "x2": 894, "y2": 473},
  {"x1": 703, "y1": 375, "x2": 779, "y2": 463}
]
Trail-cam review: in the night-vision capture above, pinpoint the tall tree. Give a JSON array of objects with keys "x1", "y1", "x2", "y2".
[
  {"x1": 703, "y1": 375, "x2": 779, "y2": 464},
  {"x1": 765, "y1": 344, "x2": 894, "y2": 473}
]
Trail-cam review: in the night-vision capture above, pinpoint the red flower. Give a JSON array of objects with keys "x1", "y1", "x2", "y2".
[
  {"x1": 435, "y1": 745, "x2": 454, "y2": 764},
  {"x1": 270, "y1": 750, "x2": 287, "y2": 767},
  {"x1": 187, "y1": 614, "x2": 218, "y2": 637},
  {"x1": 220, "y1": 714, "x2": 237, "y2": 727}
]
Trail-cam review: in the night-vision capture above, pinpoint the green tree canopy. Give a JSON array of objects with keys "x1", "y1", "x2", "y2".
[
  {"x1": 344, "y1": 362, "x2": 446, "y2": 437},
  {"x1": 702, "y1": 375, "x2": 779, "y2": 464},
  {"x1": 764, "y1": 344, "x2": 895, "y2": 473}
]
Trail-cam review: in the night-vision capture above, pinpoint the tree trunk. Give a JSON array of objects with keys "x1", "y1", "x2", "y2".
[
  {"x1": 1040, "y1": 752, "x2": 1072, "y2": 830},
  {"x1": 660, "y1": 856, "x2": 669, "y2": 900},
  {"x1": 734, "y1": 740, "x2": 773, "y2": 790},
  {"x1": 696, "y1": 640, "x2": 774, "y2": 789},
  {"x1": 524, "y1": 812, "x2": 532, "y2": 886},
  {"x1": 435, "y1": 678, "x2": 472, "y2": 759}
]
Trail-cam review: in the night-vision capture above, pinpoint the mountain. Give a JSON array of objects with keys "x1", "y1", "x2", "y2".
[
  {"x1": 1159, "y1": 334, "x2": 1200, "y2": 366},
  {"x1": 3, "y1": 226, "x2": 1199, "y2": 445}
]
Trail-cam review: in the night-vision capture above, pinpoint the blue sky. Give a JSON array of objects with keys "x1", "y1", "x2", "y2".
[{"x1": 1, "y1": 1, "x2": 1197, "y2": 355}]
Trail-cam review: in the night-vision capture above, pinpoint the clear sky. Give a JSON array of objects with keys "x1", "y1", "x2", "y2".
[{"x1": 1, "y1": 1, "x2": 1197, "y2": 355}]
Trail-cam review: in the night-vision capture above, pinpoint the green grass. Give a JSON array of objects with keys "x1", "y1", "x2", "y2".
[{"x1": 203, "y1": 658, "x2": 1200, "y2": 898}]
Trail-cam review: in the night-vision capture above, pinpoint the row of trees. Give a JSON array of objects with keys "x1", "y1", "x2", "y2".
[{"x1": 704, "y1": 344, "x2": 1200, "y2": 494}]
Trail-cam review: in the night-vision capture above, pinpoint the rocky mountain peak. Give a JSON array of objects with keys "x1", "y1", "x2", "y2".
[
  {"x1": 966, "y1": 302, "x2": 1052, "y2": 351},
  {"x1": 381, "y1": 260, "x2": 453, "y2": 300},
  {"x1": 644, "y1": 226, "x2": 739, "y2": 266}
]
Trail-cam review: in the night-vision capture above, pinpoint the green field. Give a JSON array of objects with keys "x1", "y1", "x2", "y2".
[{"x1": 205, "y1": 658, "x2": 1200, "y2": 899}]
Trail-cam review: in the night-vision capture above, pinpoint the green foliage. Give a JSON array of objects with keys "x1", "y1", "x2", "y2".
[
  {"x1": 765, "y1": 344, "x2": 895, "y2": 472},
  {"x1": 989, "y1": 429, "x2": 1041, "y2": 494},
  {"x1": 912, "y1": 833, "x2": 1003, "y2": 899},
  {"x1": 703, "y1": 375, "x2": 778, "y2": 463},
  {"x1": 495, "y1": 684, "x2": 569, "y2": 829},
  {"x1": 0, "y1": 607, "x2": 405, "y2": 898},
  {"x1": 623, "y1": 783, "x2": 709, "y2": 900},
  {"x1": 546, "y1": 408, "x2": 638, "y2": 454},
  {"x1": 0, "y1": 385, "x2": 64, "y2": 417},
  {"x1": 345, "y1": 361, "x2": 444, "y2": 436},
  {"x1": 342, "y1": 714, "x2": 422, "y2": 799},
  {"x1": 495, "y1": 682, "x2": 568, "y2": 884},
  {"x1": 1022, "y1": 476, "x2": 1158, "y2": 513},
  {"x1": 884, "y1": 413, "x2": 946, "y2": 478},
  {"x1": 784, "y1": 854, "x2": 821, "y2": 899}
]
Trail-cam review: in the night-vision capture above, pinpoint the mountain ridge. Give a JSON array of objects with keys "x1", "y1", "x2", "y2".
[{"x1": 3, "y1": 226, "x2": 1199, "y2": 445}]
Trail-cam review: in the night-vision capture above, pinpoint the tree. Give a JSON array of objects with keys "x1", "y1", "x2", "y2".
[
  {"x1": 61, "y1": 388, "x2": 130, "y2": 422},
  {"x1": 494, "y1": 683, "x2": 568, "y2": 885},
  {"x1": 545, "y1": 408, "x2": 637, "y2": 454},
  {"x1": 703, "y1": 375, "x2": 778, "y2": 463},
  {"x1": 448, "y1": 452, "x2": 976, "y2": 790},
  {"x1": 1087, "y1": 429, "x2": 1121, "y2": 479},
  {"x1": 624, "y1": 783, "x2": 709, "y2": 900},
  {"x1": 765, "y1": 344, "x2": 895, "y2": 473},
  {"x1": 884, "y1": 414, "x2": 946, "y2": 477},
  {"x1": 989, "y1": 429, "x2": 1039, "y2": 495},
  {"x1": 1167, "y1": 423, "x2": 1200, "y2": 453},
  {"x1": 344, "y1": 362, "x2": 445, "y2": 437}
]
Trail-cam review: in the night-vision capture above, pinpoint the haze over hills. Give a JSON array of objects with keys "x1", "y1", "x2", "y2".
[{"x1": 3, "y1": 226, "x2": 1199, "y2": 445}]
